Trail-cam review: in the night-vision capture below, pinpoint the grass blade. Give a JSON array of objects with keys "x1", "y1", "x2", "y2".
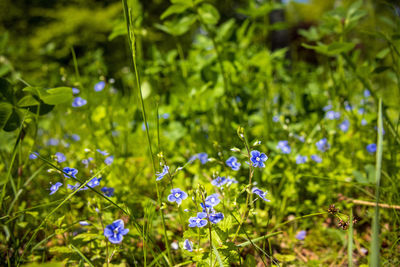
[
  {"x1": 212, "y1": 243, "x2": 224, "y2": 267},
  {"x1": 70, "y1": 244, "x2": 95, "y2": 267},
  {"x1": 348, "y1": 208, "x2": 353, "y2": 267}
]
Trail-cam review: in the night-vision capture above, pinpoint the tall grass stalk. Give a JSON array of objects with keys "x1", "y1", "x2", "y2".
[
  {"x1": 121, "y1": 0, "x2": 172, "y2": 264},
  {"x1": 348, "y1": 208, "x2": 354, "y2": 267},
  {"x1": 371, "y1": 98, "x2": 383, "y2": 266}
]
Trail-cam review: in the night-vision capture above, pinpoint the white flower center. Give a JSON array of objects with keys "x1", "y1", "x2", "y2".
[
  {"x1": 175, "y1": 193, "x2": 180, "y2": 198},
  {"x1": 196, "y1": 218, "x2": 201, "y2": 224},
  {"x1": 256, "y1": 157, "x2": 260, "y2": 161}
]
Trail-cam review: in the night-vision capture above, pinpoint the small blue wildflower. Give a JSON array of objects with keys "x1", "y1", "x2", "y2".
[
  {"x1": 277, "y1": 140, "x2": 291, "y2": 154},
  {"x1": 366, "y1": 143, "x2": 377, "y2": 153},
  {"x1": 205, "y1": 193, "x2": 220, "y2": 207},
  {"x1": 361, "y1": 119, "x2": 367, "y2": 126},
  {"x1": 358, "y1": 108, "x2": 365, "y2": 115},
  {"x1": 72, "y1": 97, "x2": 87, "y2": 107},
  {"x1": 55, "y1": 152, "x2": 66, "y2": 163},
  {"x1": 226, "y1": 178, "x2": 238, "y2": 186},
  {"x1": 48, "y1": 138, "x2": 59, "y2": 146},
  {"x1": 226, "y1": 156, "x2": 241, "y2": 171},
  {"x1": 79, "y1": 221, "x2": 90, "y2": 226},
  {"x1": 70, "y1": 134, "x2": 80, "y2": 141},
  {"x1": 295, "y1": 135, "x2": 305, "y2": 143},
  {"x1": 272, "y1": 115, "x2": 279, "y2": 122},
  {"x1": 101, "y1": 187, "x2": 115, "y2": 197},
  {"x1": 105, "y1": 156, "x2": 114, "y2": 165},
  {"x1": 374, "y1": 126, "x2": 385, "y2": 135},
  {"x1": 94, "y1": 81, "x2": 106, "y2": 92},
  {"x1": 339, "y1": 119, "x2": 350, "y2": 132},
  {"x1": 316, "y1": 138, "x2": 330, "y2": 152},
  {"x1": 364, "y1": 89, "x2": 371, "y2": 97},
  {"x1": 96, "y1": 149, "x2": 109, "y2": 156},
  {"x1": 200, "y1": 202, "x2": 214, "y2": 213},
  {"x1": 211, "y1": 176, "x2": 228, "y2": 187},
  {"x1": 82, "y1": 157, "x2": 93, "y2": 166},
  {"x1": 183, "y1": 239, "x2": 193, "y2": 252},
  {"x1": 161, "y1": 113, "x2": 170, "y2": 119},
  {"x1": 49, "y1": 182, "x2": 63, "y2": 195},
  {"x1": 167, "y1": 188, "x2": 188, "y2": 205},
  {"x1": 250, "y1": 150, "x2": 268, "y2": 168},
  {"x1": 296, "y1": 155, "x2": 307, "y2": 164},
  {"x1": 63, "y1": 167, "x2": 78, "y2": 178},
  {"x1": 67, "y1": 183, "x2": 80, "y2": 190},
  {"x1": 296, "y1": 230, "x2": 306, "y2": 240},
  {"x1": 72, "y1": 88, "x2": 80, "y2": 95},
  {"x1": 141, "y1": 122, "x2": 149, "y2": 131},
  {"x1": 198, "y1": 153, "x2": 208, "y2": 164},
  {"x1": 29, "y1": 152, "x2": 38, "y2": 160},
  {"x1": 156, "y1": 165, "x2": 169, "y2": 181},
  {"x1": 323, "y1": 104, "x2": 332, "y2": 111},
  {"x1": 188, "y1": 212, "x2": 208, "y2": 228},
  {"x1": 325, "y1": 110, "x2": 341, "y2": 120},
  {"x1": 235, "y1": 96, "x2": 242, "y2": 103},
  {"x1": 209, "y1": 212, "x2": 224, "y2": 224},
  {"x1": 345, "y1": 103, "x2": 353, "y2": 111},
  {"x1": 311, "y1": 155, "x2": 322, "y2": 163},
  {"x1": 87, "y1": 177, "x2": 101, "y2": 188},
  {"x1": 104, "y1": 219, "x2": 129, "y2": 244},
  {"x1": 252, "y1": 188, "x2": 270, "y2": 202}
]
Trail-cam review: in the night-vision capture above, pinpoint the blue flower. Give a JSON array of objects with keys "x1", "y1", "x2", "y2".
[
  {"x1": 48, "y1": 138, "x2": 59, "y2": 146},
  {"x1": 250, "y1": 150, "x2": 268, "y2": 168},
  {"x1": 358, "y1": 108, "x2": 365, "y2": 115},
  {"x1": 87, "y1": 177, "x2": 101, "y2": 188},
  {"x1": 226, "y1": 178, "x2": 238, "y2": 186},
  {"x1": 72, "y1": 97, "x2": 87, "y2": 107},
  {"x1": 364, "y1": 89, "x2": 371, "y2": 97},
  {"x1": 49, "y1": 182, "x2": 62, "y2": 195},
  {"x1": 272, "y1": 115, "x2": 279, "y2": 122},
  {"x1": 67, "y1": 183, "x2": 80, "y2": 190},
  {"x1": 105, "y1": 156, "x2": 114, "y2": 165},
  {"x1": 366, "y1": 143, "x2": 376, "y2": 153},
  {"x1": 161, "y1": 113, "x2": 170, "y2": 119},
  {"x1": 339, "y1": 119, "x2": 350, "y2": 132},
  {"x1": 205, "y1": 193, "x2": 220, "y2": 207},
  {"x1": 325, "y1": 110, "x2": 341, "y2": 120},
  {"x1": 345, "y1": 103, "x2": 353, "y2": 111},
  {"x1": 55, "y1": 152, "x2": 66, "y2": 163},
  {"x1": 311, "y1": 155, "x2": 322, "y2": 163},
  {"x1": 200, "y1": 202, "x2": 214, "y2": 213},
  {"x1": 296, "y1": 155, "x2": 307, "y2": 164},
  {"x1": 96, "y1": 149, "x2": 109, "y2": 156},
  {"x1": 104, "y1": 219, "x2": 129, "y2": 244},
  {"x1": 72, "y1": 88, "x2": 80, "y2": 95},
  {"x1": 167, "y1": 188, "x2": 188, "y2": 205},
  {"x1": 94, "y1": 81, "x2": 106, "y2": 92},
  {"x1": 29, "y1": 152, "x2": 38, "y2": 160},
  {"x1": 188, "y1": 212, "x2": 208, "y2": 228},
  {"x1": 361, "y1": 119, "x2": 367, "y2": 126},
  {"x1": 82, "y1": 157, "x2": 93, "y2": 166},
  {"x1": 63, "y1": 167, "x2": 78, "y2": 178},
  {"x1": 198, "y1": 153, "x2": 208, "y2": 164},
  {"x1": 79, "y1": 221, "x2": 90, "y2": 226},
  {"x1": 226, "y1": 156, "x2": 241, "y2": 171},
  {"x1": 252, "y1": 187, "x2": 270, "y2": 202},
  {"x1": 323, "y1": 104, "x2": 332, "y2": 111},
  {"x1": 183, "y1": 239, "x2": 193, "y2": 252},
  {"x1": 209, "y1": 212, "x2": 224, "y2": 224},
  {"x1": 316, "y1": 138, "x2": 330, "y2": 152},
  {"x1": 276, "y1": 141, "x2": 291, "y2": 154},
  {"x1": 296, "y1": 230, "x2": 306, "y2": 240},
  {"x1": 211, "y1": 176, "x2": 228, "y2": 187},
  {"x1": 101, "y1": 187, "x2": 115, "y2": 197},
  {"x1": 70, "y1": 134, "x2": 80, "y2": 141},
  {"x1": 156, "y1": 165, "x2": 169, "y2": 181}
]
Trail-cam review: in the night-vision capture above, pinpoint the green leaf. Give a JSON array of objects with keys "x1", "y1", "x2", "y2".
[
  {"x1": 0, "y1": 78, "x2": 13, "y2": 101},
  {"x1": 372, "y1": 66, "x2": 391, "y2": 74},
  {"x1": 198, "y1": 3, "x2": 220, "y2": 25},
  {"x1": 161, "y1": 4, "x2": 190, "y2": 20},
  {"x1": 0, "y1": 102, "x2": 13, "y2": 129},
  {"x1": 17, "y1": 95, "x2": 40, "y2": 107},
  {"x1": 274, "y1": 253, "x2": 296, "y2": 262},
  {"x1": 41, "y1": 87, "x2": 73, "y2": 105},
  {"x1": 155, "y1": 15, "x2": 197, "y2": 36},
  {"x1": 3, "y1": 107, "x2": 22, "y2": 132}
]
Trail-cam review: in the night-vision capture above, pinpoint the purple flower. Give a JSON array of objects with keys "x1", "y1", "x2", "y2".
[
  {"x1": 104, "y1": 219, "x2": 129, "y2": 244},
  {"x1": 105, "y1": 156, "x2": 114, "y2": 165},
  {"x1": 296, "y1": 155, "x2": 307, "y2": 164},
  {"x1": 250, "y1": 150, "x2": 268, "y2": 168},
  {"x1": 366, "y1": 143, "x2": 377, "y2": 153},
  {"x1": 205, "y1": 193, "x2": 220, "y2": 207},
  {"x1": 72, "y1": 97, "x2": 87, "y2": 107},
  {"x1": 49, "y1": 182, "x2": 63, "y2": 195},
  {"x1": 252, "y1": 187, "x2": 270, "y2": 202},
  {"x1": 63, "y1": 167, "x2": 78, "y2": 178},
  {"x1": 55, "y1": 152, "x2": 66, "y2": 163},
  {"x1": 183, "y1": 239, "x2": 193, "y2": 252},
  {"x1": 167, "y1": 188, "x2": 188, "y2": 205},
  {"x1": 276, "y1": 141, "x2": 291, "y2": 154},
  {"x1": 211, "y1": 176, "x2": 228, "y2": 187},
  {"x1": 316, "y1": 138, "x2": 330, "y2": 152},
  {"x1": 296, "y1": 230, "x2": 306, "y2": 240},
  {"x1": 29, "y1": 152, "x2": 38, "y2": 160},
  {"x1": 311, "y1": 155, "x2": 322, "y2": 163},
  {"x1": 156, "y1": 165, "x2": 169, "y2": 181},
  {"x1": 94, "y1": 81, "x2": 106, "y2": 92},
  {"x1": 226, "y1": 156, "x2": 241, "y2": 171},
  {"x1": 209, "y1": 212, "x2": 224, "y2": 224},
  {"x1": 101, "y1": 187, "x2": 115, "y2": 197},
  {"x1": 188, "y1": 212, "x2": 208, "y2": 228},
  {"x1": 96, "y1": 149, "x2": 109, "y2": 156},
  {"x1": 339, "y1": 119, "x2": 350, "y2": 132},
  {"x1": 72, "y1": 88, "x2": 80, "y2": 95}
]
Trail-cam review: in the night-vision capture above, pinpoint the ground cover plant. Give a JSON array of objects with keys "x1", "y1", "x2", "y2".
[{"x1": 1, "y1": 0, "x2": 400, "y2": 266}]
